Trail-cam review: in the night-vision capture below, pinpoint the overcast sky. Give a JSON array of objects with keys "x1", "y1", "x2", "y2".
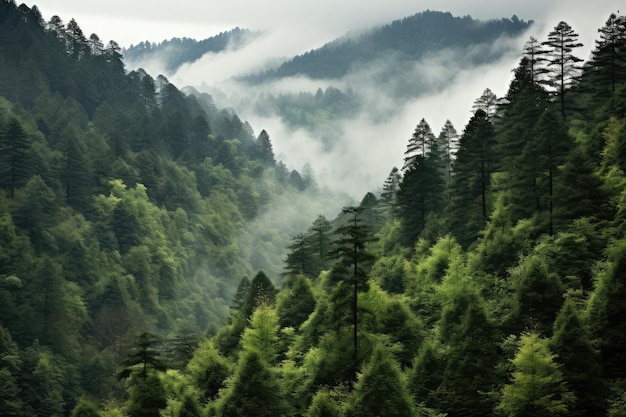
[{"x1": 33, "y1": 0, "x2": 619, "y2": 55}]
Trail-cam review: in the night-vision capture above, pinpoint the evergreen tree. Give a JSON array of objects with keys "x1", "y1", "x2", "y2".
[
  {"x1": 397, "y1": 155, "x2": 445, "y2": 246},
  {"x1": 437, "y1": 121, "x2": 458, "y2": 192},
  {"x1": 541, "y1": 21, "x2": 584, "y2": 117},
  {"x1": 587, "y1": 239, "x2": 626, "y2": 379},
  {"x1": 329, "y1": 206, "x2": 376, "y2": 362},
  {"x1": 380, "y1": 167, "x2": 402, "y2": 218},
  {"x1": 284, "y1": 233, "x2": 316, "y2": 278},
  {"x1": 550, "y1": 297, "x2": 606, "y2": 416},
  {"x1": 344, "y1": 344, "x2": 415, "y2": 417},
  {"x1": 256, "y1": 129, "x2": 275, "y2": 165},
  {"x1": 496, "y1": 331, "x2": 574, "y2": 417},
  {"x1": 242, "y1": 270, "x2": 277, "y2": 318},
  {"x1": 125, "y1": 372, "x2": 166, "y2": 417},
  {"x1": 510, "y1": 254, "x2": 564, "y2": 336},
  {"x1": 553, "y1": 146, "x2": 611, "y2": 230},
  {"x1": 307, "y1": 214, "x2": 333, "y2": 274},
  {"x1": 590, "y1": 12, "x2": 626, "y2": 94},
  {"x1": 0, "y1": 117, "x2": 31, "y2": 198},
  {"x1": 276, "y1": 274, "x2": 316, "y2": 329},
  {"x1": 118, "y1": 332, "x2": 166, "y2": 380},
  {"x1": 472, "y1": 88, "x2": 499, "y2": 117},
  {"x1": 449, "y1": 109, "x2": 495, "y2": 247},
  {"x1": 529, "y1": 107, "x2": 572, "y2": 235},
  {"x1": 522, "y1": 36, "x2": 547, "y2": 86},
  {"x1": 404, "y1": 118, "x2": 436, "y2": 169},
  {"x1": 231, "y1": 277, "x2": 251, "y2": 312},
  {"x1": 436, "y1": 289, "x2": 499, "y2": 417},
  {"x1": 218, "y1": 350, "x2": 289, "y2": 417},
  {"x1": 240, "y1": 304, "x2": 280, "y2": 365},
  {"x1": 185, "y1": 340, "x2": 230, "y2": 402}
]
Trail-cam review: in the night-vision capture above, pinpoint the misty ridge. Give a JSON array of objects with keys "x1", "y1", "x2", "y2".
[{"x1": 122, "y1": 10, "x2": 534, "y2": 198}]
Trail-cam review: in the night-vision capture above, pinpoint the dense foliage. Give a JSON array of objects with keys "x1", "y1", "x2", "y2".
[{"x1": 2, "y1": 1, "x2": 626, "y2": 417}]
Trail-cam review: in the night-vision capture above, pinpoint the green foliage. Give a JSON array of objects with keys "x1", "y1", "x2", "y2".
[
  {"x1": 125, "y1": 371, "x2": 166, "y2": 417},
  {"x1": 3, "y1": 4, "x2": 626, "y2": 417},
  {"x1": 344, "y1": 344, "x2": 415, "y2": 417},
  {"x1": 496, "y1": 331, "x2": 574, "y2": 417},
  {"x1": 71, "y1": 398, "x2": 101, "y2": 417},
  {"x1": 185, "y1": 340, "x2": 230, "y2": 402},
  {"x1": 217, "y1": 350, "x2": 290, "y2": 417},
  {"x1": 240, "y1": 304, "x2": 280, "y2": 364},
  {"x1": 587, "y1": 238, "x2": 626, "y2": 379},
  {"x1": 550, "y1": 297, "x2": 606, "y2": 415},
  {"x1": 276, "y1": 274, "x2": 317, "y2": 329},
  {"x1": 509, "y1": 253, "x2": 564, "y2": 336}
]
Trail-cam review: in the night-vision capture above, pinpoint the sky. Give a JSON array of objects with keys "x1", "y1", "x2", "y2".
[
  {"x1": 32, "y1": 0, "x2": 618, "y2": 54},
  {"x1": 30, "y1": 0, "x2": 623, "y2": 199}
]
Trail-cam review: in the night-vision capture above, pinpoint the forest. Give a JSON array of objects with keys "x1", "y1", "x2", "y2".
[{"x1": 2, "y1": 1, "x2": 626, "y2": 416}]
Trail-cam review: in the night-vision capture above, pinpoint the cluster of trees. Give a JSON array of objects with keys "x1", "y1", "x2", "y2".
[
  {"x1": 3, "y1": 1, "x2": 626, "y2": 417},
  {"x1": 0, "y1": 1, "x2": 325, "y2": 415},
  {"x1": 250, "y1": 86, "x2": 361, "y2": 146},
  {"x1": 123, "y1": 28, "x2": 261, "y2": 75},
  {"x1": 236, "y1": 11, "x2": 533, "y2": 139},
  {"x1": 248, "y1": 10, "x2": 532, "y2": 82},
  {"x1": 103, "y1": 12, "x2": 625, "y2": 417}
]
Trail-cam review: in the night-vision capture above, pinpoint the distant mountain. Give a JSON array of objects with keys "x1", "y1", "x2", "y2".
[
  {"x1": 245, "y1": 11, "x2": 533, "y2": 82},
  {"x1": 123, "y1": 27, "x2": 261, "y2": 74}
]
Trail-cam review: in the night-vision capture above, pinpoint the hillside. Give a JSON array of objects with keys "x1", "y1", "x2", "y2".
[
  {"x1": 246, "y1": 10, "x2": 532, "y2": 82},
  {"x1": 123, "y1": 28, "x2": 261, "y2": 75},
  {"x1": 3, "y1": 2, "x2": 626, "y2": 417}
]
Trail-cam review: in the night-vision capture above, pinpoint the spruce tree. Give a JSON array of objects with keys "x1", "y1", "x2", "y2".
[
  {"x1": 449, "y1": 109, "x2": 495, "y2": 247},
  {"x1": 541, "y1": 21, "x2": 584, "y2": 117},
  {"x1": 329, "y1": 206, "x2": 376, "y2": 362},
  {"x1": 344, "y1": 344, "x2": 415, "y2": 417},
  {"x1": 550, "y1": 298, "x2": 606, "y2": 416},
  {"x1": 496, "y1": 331, "x2": 574, "y2": 417},
  {"x1": 0, "y1": 117, "x2": 30, "y2": 198},
  {"x1": 591, "y1": 12, "x2": 626, "y2": 94}
]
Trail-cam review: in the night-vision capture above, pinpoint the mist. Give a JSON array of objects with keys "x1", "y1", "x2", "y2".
[
  {"x1": 161, "y1": 34, "x2": 528, "y2": 199},
  {"x1": 116, "y1": 3, "x2": 617, "y2": 203}
]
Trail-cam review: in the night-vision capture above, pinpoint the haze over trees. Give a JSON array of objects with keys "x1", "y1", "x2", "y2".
[{"x1": 2, "y1": 2, "x2": 626, "y2": 417}]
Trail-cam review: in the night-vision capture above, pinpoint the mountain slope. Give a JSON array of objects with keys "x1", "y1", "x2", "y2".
[
  {"x1": 246, "y1": 10, "x2": 532, "y2": 82},
  {"x1": 123, "y1": 27, "x2": 261, "y2": 74}
]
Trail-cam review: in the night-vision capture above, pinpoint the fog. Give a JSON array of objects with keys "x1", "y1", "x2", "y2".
[
  {"x1": 31, "y1": 0, "x2": 621, "y2": 200},
  {"x1": 164, "y1": 31, "x2": 530, "y2": 199}
]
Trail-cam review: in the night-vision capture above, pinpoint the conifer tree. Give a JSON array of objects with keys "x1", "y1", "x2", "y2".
[
  {"x1": 218, "y1": 350, "x2": 289, "y2": 417},
  {"x1": 118, "y1": 332, "x2": 166, "y2": 380},
  {"x1": 587, "y1": 239, "x2": 626, "y2": 379},
  {"x1": 344, "y1": 344, "x2": 415, "y2": 417},
  {"x1": 541, "y1": 21, "x2": 584, "y2": 117},
  {"x1": 472, "y1": 87, "x2": 499, "y2": 117},
  {"x1": 256, "y1": 129, "x2": 275, "y2": 165},
  {"x1": 397, "y1": 154, "x2": 445, "y2": 245},
  {"x1": 529, "y1": 107, "x2": 572, "y2": 235},
  {"x1": 550, "y1": 298, "x2": 606, "y2": 416},
  {"x1": 404, "y1": 118, "x2": 436, "y2": 169},
  {"x1": 591, "y1": 12, "x2": 626, "y2": 94},
  {"x1": 522, "y1": 36, "x2": 547, "y2": 86},
  {"x1": 0, "y1": 117, "x2": 30, "y2": 198},
  {"x1": 496, "y1": 331, "x2": 574, "y2": 417},
  {"x1": 437, "y1": 121, "x2": 458, "y2": 190},
  {"x1": 449, "y1": 109, "x2": 495, "y2": 246},
  {"x1": 276, "y1": 274, "x2": 316, "y2": 329},
  {"x1": 329, "y1": 206, "x2": 376, "y2": 362},
  {"x1": 307, "y1": 214, "x2": 333, "y2": 273},
  {"x1": 284, "y1": 232, "x2": 316, "y2": 277}
]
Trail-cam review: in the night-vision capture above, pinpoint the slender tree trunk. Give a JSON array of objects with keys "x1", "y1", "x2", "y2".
[{"x1": 353, "y1": 215, "x2": 358, "y2": 362}]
